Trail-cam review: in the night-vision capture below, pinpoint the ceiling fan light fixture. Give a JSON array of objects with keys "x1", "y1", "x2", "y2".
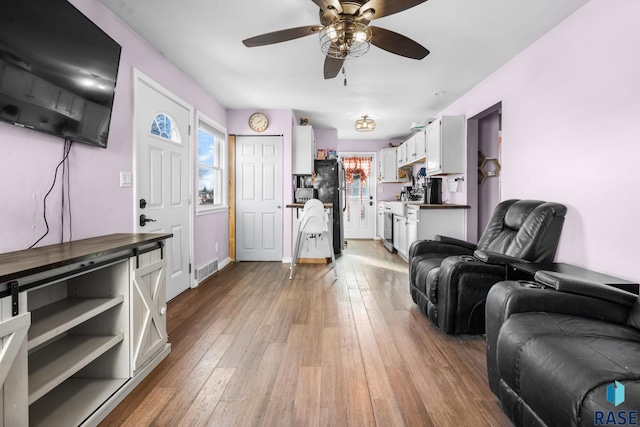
[
  {"x1": 355, "y1": 115, "x2": 376, "y2": 132},
  {"x1": 320, "y1": 20, "x2": 372, "y2": 59}
]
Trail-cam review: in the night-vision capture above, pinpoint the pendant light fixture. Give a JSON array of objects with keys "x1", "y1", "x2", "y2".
[{"x1": 355, "y1": 115, "x2": 376, "y2": 132}]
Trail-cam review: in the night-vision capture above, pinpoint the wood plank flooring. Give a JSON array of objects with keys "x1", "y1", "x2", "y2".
[{"x1": 100, "y1": 239, "x2": 512, "y2": 427}]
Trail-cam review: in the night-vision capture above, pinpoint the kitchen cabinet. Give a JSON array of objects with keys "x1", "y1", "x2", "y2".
[
  {"x1": 377, "y1": 203, "x2": 385, "y2": 239},
  {"x1": 415, "y1": 128, "x2": 427, "y2": 159},
  {"x1": 405, "y1": 205, "x2": 468, "y2": 253},
  {"x1": 397, "y1": 143, "x2": 407, "y2": 167},
  {"x1": 393, "y1": 215, "x2": 408, "y2": 260},
  {"x1": 292, "y1": 125, "x2": 315, "y2": 175},
  {"x1": 0, "y1": 233, "x2": 171, "y2": 427},
  {"x1": 425, "y1": 116, "x2": 465, "y2": 175},
  {"x1": 407, "y1": 217, "x2": 418, "y2": 251},
  {"x1": 405, "y1": 134, "x2": 416, "y2": 164},
  {"x1": 379, "y1": 148, "x2": 400, "y2": 182}
]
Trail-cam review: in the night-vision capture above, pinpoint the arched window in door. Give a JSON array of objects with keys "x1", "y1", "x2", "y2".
[{"x1": 150, "y1": 113, "x2": 181, "y2": 143}]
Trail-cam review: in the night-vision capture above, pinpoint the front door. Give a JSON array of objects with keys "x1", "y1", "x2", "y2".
[
  {"x1": 342, "y1": 153, "x2": 376, "y2": 239},
  {"x1": 134, "y1": 71, "x2": 192, "y2": 301},
  {"x1": 235, "y1": 135, "x2": 283, "y2": 261}
]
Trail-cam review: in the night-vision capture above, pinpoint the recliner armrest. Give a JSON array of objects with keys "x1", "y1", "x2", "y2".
[
  {"x1": 408, "y1": 239, "x2": 476, "y2": 261},
  {"x1": 535, "y1": 271, "x2": 638, "y2": 307},
  {"x1": 473, "y1": 250, "x2": 529, "y2": 266},
  {"x1": 434, "y1": 235, "x2": 477, "y2": 251}
]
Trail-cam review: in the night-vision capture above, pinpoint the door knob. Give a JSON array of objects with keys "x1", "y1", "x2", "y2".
[{"x1": 139, "y1": 214, "x2": 157, "y2": 227}]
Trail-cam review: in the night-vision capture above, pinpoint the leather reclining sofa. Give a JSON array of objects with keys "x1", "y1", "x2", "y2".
[
  {"x1": 486, "y1": 271, "x2": 640, "y2": 427},
  {"x1": 408, "y1": 199, "x2": 567, "y2": 334}
]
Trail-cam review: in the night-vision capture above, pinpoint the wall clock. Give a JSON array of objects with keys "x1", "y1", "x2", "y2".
[{"x1": 248, "y1": 112, "x2": 269, "y2": 132}]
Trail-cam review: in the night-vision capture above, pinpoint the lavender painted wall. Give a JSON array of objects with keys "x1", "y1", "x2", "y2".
[
  {"x1": 0, "y1": 0, "x2": 230, "y2": 275},
  {"x1": 440, "y1": 0, "x2": 640, "y2": 281}
]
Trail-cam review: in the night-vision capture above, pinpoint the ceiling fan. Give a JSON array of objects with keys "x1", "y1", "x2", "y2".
[{"x1": 242, "y1": 0, "x2": 430, "y2": 80}]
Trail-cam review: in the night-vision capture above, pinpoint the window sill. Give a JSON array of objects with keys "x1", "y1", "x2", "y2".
[{"x1": 196, "y1": 206, "x2": 229, "y2": 216}]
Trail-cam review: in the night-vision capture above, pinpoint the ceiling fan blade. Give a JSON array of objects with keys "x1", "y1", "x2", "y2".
[
  {"x1": 370, "y1": 26, "x2": 429, "y2": 59},
  {"x1": 311, "y1": 0, "x2": 343, "y2": 14},
  {"x1": 242, "y1": 25, "x2": 323, "y2": 47},
  {"x1": 359, "y1": 0, "x2": 428, "y2": 20},
  {"x1": 324, "y1": 56, "x2": 345, "y2": 79}
]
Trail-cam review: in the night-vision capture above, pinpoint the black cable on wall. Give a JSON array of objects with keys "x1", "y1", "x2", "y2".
[{"x1": 29, "y1": 139, "x2": 73, "y2": 249}]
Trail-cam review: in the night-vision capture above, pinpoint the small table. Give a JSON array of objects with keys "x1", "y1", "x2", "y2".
[{"x1": 508, "y1": 262, "x2": 639, "y2": 295}]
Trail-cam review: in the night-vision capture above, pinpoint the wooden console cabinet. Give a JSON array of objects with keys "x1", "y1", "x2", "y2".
[{"x1": 0, "y1": 233, "x2": 172, "y2": 426}]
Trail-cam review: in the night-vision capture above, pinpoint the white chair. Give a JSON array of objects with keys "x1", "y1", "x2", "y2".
[{"x1": 290, "y1": 199, "x2": 337, "y2": 280}]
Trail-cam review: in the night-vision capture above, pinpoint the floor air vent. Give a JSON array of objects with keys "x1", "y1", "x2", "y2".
[{"x1": 196, "y1": 259, "x2": 218, "y2": 281}]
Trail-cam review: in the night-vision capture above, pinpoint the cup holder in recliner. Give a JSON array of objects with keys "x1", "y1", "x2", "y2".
[
  {"x1": 516, "y1": 280, "x2": 543, "y2": 289},
  {"x1": 459, "y1": 255, "x2": 478, "y2": 262}
]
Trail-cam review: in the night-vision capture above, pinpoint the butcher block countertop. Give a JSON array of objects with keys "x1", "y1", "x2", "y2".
[{"x1": 0, "y1": 233, "x2": 172, "y2": 285}]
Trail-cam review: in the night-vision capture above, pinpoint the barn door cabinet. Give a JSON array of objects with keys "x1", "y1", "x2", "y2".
[{"x1": 0, "y1": 233, "x2": 172, "y2": 427}]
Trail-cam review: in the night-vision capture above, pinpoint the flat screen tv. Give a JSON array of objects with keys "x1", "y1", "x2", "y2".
[{"x1": 0, "y1": 0, "x2": 122, "y2": 148}]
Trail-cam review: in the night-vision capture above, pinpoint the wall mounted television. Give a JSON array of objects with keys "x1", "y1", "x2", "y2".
[{"x1": 0, "y1": 0, "x2": 122, "y2": 148}]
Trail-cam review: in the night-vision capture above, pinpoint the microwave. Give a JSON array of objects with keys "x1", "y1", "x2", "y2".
[{"x1": 295, "y1": 188, "x2": 317, "y2": 203}]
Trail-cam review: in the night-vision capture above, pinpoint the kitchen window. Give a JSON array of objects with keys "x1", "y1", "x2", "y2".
[{"x1": 197, "y1": 114, "x2": 227, "y2": 213}]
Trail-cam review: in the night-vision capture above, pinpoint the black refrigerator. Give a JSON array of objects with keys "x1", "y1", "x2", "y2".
[{"x1": 313, "y1": 159, "x2": 345, "y2": 255}]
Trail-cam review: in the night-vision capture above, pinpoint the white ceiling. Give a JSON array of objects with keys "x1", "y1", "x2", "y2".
[{"x1": 98, "y1": 0, "x2": 590, "y2": 141}]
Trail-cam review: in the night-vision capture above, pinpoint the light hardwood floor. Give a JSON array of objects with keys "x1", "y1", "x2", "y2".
[{"x1": 100, "y1": 239, "x2": 512, "y2": 426}]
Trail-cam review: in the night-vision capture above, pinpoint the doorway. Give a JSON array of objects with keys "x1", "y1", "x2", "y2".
[
  {"x1": 467, "y1": 102, "x2": 502, "y2": 242},
  {"x1": 235, "y1": 135, "x2": 283, "y2": 261},
  {"x1": 341, "y1": 153, "x2": 376, "y2": 239},
  {"x1": 133, "y1": 71, "x2": 193, "y2": 302}
]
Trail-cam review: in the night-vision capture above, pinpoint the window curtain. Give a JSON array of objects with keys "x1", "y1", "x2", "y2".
[{"x1": 343, "y1": 156, "x2": 372, "y2": 221}]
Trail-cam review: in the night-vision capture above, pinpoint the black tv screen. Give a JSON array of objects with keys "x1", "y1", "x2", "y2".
[{"x1": 0, "y1": 0, "x2": 122, "y2": 148}]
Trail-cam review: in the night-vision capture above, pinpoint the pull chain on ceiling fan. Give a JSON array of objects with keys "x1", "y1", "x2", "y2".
[{"x1": 242, "y1": 0, "x2": 430, "y2": 80}]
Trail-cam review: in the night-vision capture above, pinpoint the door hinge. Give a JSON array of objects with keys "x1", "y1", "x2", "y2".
[
  {"x1": 188, "y1": 125, "x2": 191, "y2": 135},
  {"x1": 189, "y1": 263, "x2": 192, "y2": 274}
]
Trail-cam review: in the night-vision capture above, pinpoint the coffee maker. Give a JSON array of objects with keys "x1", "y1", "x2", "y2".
[{"x1": 425, "y1": 177, "x2": 443, "y2": 204}]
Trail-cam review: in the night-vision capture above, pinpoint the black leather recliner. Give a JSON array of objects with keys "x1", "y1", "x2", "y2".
[
  {"x1": 486, "y1": 271, "x2": 640, "y2": 427},
  {"x1": 408, "y1": 199, "x2": 567, "y2": 334}
]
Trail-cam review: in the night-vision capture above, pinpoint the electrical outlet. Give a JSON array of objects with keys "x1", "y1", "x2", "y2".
[
  {"x1": 215, "y1": 242, "x2": 219, "y2": 252},
  {"x1": 120, "y1": 172, "x2": 132, "y2": 188}
]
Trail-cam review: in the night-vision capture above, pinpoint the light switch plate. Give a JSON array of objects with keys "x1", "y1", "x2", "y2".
[{"x1": 120, "y1": 172, "x2": 132, "y2": 188}]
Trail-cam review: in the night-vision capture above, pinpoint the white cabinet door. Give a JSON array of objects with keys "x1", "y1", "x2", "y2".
[
  {"x1": 407, "y1": 219, "x2": 418, "y2": 251},
  {"x1": 292, "y1": 125, "x2": 315, "y2": 175},
  {"x1": 0, "y1": 296, "x2": 29, "y2": 426},
  {"x1": 398, "y1": 217, "x2": 408, "y2": 259},
  {"x1": 426, "y1": 119, "x2": 442, "y2": 174},
  {"x1": 377, "y1": 206, "x2": 385, "y2": 239},
  {"x1": 397, "y1": 144, "x2": 407, "y2": 167},
  {"x1": 131, "y1": 248, "x2": 168, "y2": 375},
  {"x1": 405, "y1": 135, "x2": 416, "y2": 164},
  {"x1": 426, "y1": 116, "x2": 465, "y2": 175},
  {"x1": 415, "y1": 128, "x2": 427, "y2": 159},
  {"x1": 379, "y1": 148, "x2": 398, "y2": 182},
  {"x1": 393, "y1": 216, "x2": 408, "y2": 259}
]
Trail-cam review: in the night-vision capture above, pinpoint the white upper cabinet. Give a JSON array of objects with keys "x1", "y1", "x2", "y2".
[
  {"x1": 415, "y1": 128, "x2": 427, "y2": 159},
  {"x1": 426, "y1": 116, "x2": 465, "y2": 175},
  {"x1": 379, "y1": 147, "x2": 399, "y2": 182},
  {"x1": 292, "y1": 125, "x2": 315, "y2": 175}
]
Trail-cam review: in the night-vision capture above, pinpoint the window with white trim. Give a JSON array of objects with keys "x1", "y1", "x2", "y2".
[{"x1": 197, "y1": 116, "x2": 227, "y2": 212}]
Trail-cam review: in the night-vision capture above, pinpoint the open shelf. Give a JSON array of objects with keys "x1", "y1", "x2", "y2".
[
  {"x1": 28, "y1": 333, "x2": 124, "y2": 404},
  {"x1": 29, "y1": 377, "x2": 127, "y2": 427},
  {"x1": 28, "y1": 296, "x2": 124, "y2": 350}
]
